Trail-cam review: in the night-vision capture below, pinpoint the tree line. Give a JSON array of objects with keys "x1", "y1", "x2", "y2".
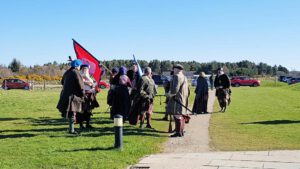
[
  {"x1": 0, "y1": 58, "x2": 290, "y2": 81},
  {"x1": 102, "y1": 59, "x2": 289, "y2": 76}
]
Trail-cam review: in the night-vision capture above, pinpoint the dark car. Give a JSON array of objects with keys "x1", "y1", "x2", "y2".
[
  {"x1": 152, "y1": 75, "x2": 168, "y2": 85},
  {"x1": 2, "y1": 78, "x2": 31, "y2": 90},
  {"x1": 288, "y1": 78, "x2": 300, "y2": 85},
  {"x1": 278, "y1": 76, "x2": 286, "y2": 82},
  {"x1": 231, "y1": 76, "x2": 260, "y2": 87}
]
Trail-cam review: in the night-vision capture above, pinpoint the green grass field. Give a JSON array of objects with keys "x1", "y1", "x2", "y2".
[
  {"x1": 210, "y1": 82, "x2": 300, "y2": 151},
  {"x1": 0, "y1": 87, "x2": 174, "y2": 169},
  {"x1": 1, "y1": 81, "x2": 299, "y2": 168}
]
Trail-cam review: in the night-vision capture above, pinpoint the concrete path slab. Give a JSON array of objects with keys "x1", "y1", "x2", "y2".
[{"x1": 131, "y1": 151, "x2": 300, "y2": 169}]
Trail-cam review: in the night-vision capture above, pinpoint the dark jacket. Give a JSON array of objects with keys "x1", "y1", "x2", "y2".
[
  {"x1": 214, "y1": 74, "x2": 230, "y2": 89},
  {"x1": 56, "y1": 68, "x2": 84, "y2": 113},
  {"x1": 127, "y1": 70, "x2": 140, "y2": 88},
  {"x1": 111, "y1": 85, "x2": 131, "y2": 118},
  {"x1": 195, "y1": 77, "x2": 209, "y2": 96}
]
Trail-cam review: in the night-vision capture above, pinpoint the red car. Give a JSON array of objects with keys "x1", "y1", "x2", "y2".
[
  {"x1": 231, "y1": 76, "x2": 260, "y2": 87},
  {"x1": 2, "y1": 78, "x2": 31, "y2": 90}
]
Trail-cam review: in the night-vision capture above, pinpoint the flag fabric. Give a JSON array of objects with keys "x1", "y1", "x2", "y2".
[
  {"x1": 73, "y1": 39, "x2": 102, "y2": 86},
  {"x1": 133, "y1": 55, "x2": 143, "y2": 77}
]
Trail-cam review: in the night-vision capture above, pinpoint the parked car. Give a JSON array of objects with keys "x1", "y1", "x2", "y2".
[
  {"x1": 282, "y1": 76, "x2": 292, "y2": 83},
  {"x1": 278, "y1": 76, "x2": 286, "y2": 82},
  {"x1": 231, "y1": 76, "x2": 260, "y2": 87},
  {"x1": 2, "y1": 78, "x2": 31, "y2": 90},
  {"x1": 152, "y1": 75, "x2": 168, "y2": 85},
  {"x1": 191, "y1": 75, "x2": 199, "y2": 86},
  {"x1": 288, "y1": 78, "x2": 300, "y2": 85},
  {"x1": 99, "y1": 81, "x2": 110, "y2": 89}
]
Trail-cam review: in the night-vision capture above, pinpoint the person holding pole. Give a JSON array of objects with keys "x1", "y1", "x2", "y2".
[
  {"x1": 166, "y1": 64, "x2": 189, "y2": 137},
  {"x1": 77, "y1": 64, "x2": 99, "y2": 129}
]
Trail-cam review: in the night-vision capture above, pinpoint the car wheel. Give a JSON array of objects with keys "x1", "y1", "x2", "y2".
[
  {"x1": 3, "y1": 86, "x2": 9, "y2": 90},
  {"x1": 252, "y1": 83, "x2": 258, "y2": 87},
  {"x1": 234, "y1": 83, "x2": 240, "y2": 87}
]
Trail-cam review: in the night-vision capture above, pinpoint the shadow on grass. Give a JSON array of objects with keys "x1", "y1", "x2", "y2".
[
  {"x1": 1, "y1": 116, "x2": 167, "y2": 139},
  {"x1": 61, "y1": 146, "x2": 115, "y2": 152},
  {"x1": 74, "y1": 126, "x2": 167, "y2": 138},
  {"x1": 0, "y1": 127, "x2": 68, "y2": 133},
  {"x1": 0, "y1": 117, "x2": 35, "y2": 121},
  {"x1": 0, "y1": 133, "x2": 36, "y2": 139},
  {"x1": 241, "y1": 120, "x2": 300, "y2": 125},
  {"x1": 30, "y1": 118, "x2": 67, "y2": 126},
  {"x1": 29, "y1": 116, "x2": 113, "y2": 126},
  {"x1": 153, "y1": 111, "x2": 166, "y2": 115}
]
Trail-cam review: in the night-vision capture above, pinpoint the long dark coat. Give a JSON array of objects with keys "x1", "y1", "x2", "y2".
[
  {"x1": 56, "y1": 68, "x2": 84, "y2": 114},
  {"x1": 192, "y1": 77, "x2": 209, "y2": 114},
  {"x1": 110, "y1": 85, "x2": 131, "y2": 119}
]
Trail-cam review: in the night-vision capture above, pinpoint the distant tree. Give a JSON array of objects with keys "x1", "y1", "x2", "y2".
[
  {"x1": 160, "y1": 60, "x2": 172, "y2": 72},
  {"x1": 148, "y1": 60, "x2": 161, "y2": 74},
  {"x1": 278, "y1": 65, "x2": 289, "y2": 74},
  {"x1": 0, "y1": 65, "x2": 13, "y2": 78},
  {"x1": 8, "y1": 58, "x2": 21, "y2": 72},
  {"x1": 139, "y1": 60, "x2": 149, "y2": 69}
]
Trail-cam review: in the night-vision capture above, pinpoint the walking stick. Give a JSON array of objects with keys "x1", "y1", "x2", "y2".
[
  {"x1": 172, "y1": 97, "x2": 195, "y2": 114},
  {"x1": 168, "y1": 113, "x2": 173, "y2": 133}
]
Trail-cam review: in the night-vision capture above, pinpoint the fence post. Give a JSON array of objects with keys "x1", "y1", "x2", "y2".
[
  {"x1": 32, "y1": 80, "x2": 35, "y2": 90},
  {"x1": 43, "y1": 80, "x2": 46, "y2": 90}
]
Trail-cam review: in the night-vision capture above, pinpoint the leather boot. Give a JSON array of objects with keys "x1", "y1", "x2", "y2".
[{"x1": 146, "y1": 113, "x2": 153, "y2": 128}]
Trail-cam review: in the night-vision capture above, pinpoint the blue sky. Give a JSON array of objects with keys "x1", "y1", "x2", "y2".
[{"x1": 0, "y1": 0, "x2": 299, "y2": 70}]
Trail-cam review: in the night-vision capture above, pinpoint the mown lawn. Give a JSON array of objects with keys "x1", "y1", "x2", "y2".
[
  {"x1": 210, "y1": 82, "x2": 300, "y2": 151},
  {"x1": 0, "y1": 87, "x2": 174, "y2": 169}
]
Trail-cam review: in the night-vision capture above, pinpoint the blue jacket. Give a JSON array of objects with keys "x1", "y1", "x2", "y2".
[{"x1": 195, "y1": 77, "x2": 208, "y2": 96}]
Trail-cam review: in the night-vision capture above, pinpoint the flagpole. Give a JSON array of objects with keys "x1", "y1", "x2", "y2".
[{"x1": 133, "y1": 54, "x2": 143, "y2": 77}]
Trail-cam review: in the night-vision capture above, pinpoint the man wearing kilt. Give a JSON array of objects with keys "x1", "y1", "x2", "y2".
[
  {"x1": 214, "y1": 67, "x2": 231, "y2": 112},
  {"x1": 129, "y1": 67, "x2": 156, "y2": 128}
]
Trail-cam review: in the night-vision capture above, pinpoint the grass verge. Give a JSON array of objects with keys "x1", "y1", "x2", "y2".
[
  {"x1": 0, "y1": 87, "x2": 171, "y2": 169},
  {"x1": 210, "y1": 83, "x2": 300, "y2": 151}
]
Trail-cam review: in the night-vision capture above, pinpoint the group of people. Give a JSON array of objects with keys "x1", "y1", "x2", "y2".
[
  {"x1": 108, "y1": 62, "x2": 191, "y2": 137},
  {"x1": 192, "y1": 67, "x2": 231, "y2": 115},
  {"x1": 56, "y1": 59, "x2": 99, "y2": 134},
  {"x1": 56, "y1": 58, "x2": 231, "y2": 137},
  {"x1": 108, "y1": 62, "x2": 157, "y2": 129}
]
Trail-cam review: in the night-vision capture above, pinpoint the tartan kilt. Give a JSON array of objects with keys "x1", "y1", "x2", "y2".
[{"x1": 129, "y1": 98, "x2": 153, "y2": 125}]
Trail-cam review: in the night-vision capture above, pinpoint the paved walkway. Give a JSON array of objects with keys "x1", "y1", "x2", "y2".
[
  {"x1": 131, "y1": 90, "x2": 300, "y2": 169},
  {"x1": 132, "y1": 151, "x2": 300, "y2": 169},
  {"x1": 163, "y1": 90, "x2": 215, "y2": 153}
]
